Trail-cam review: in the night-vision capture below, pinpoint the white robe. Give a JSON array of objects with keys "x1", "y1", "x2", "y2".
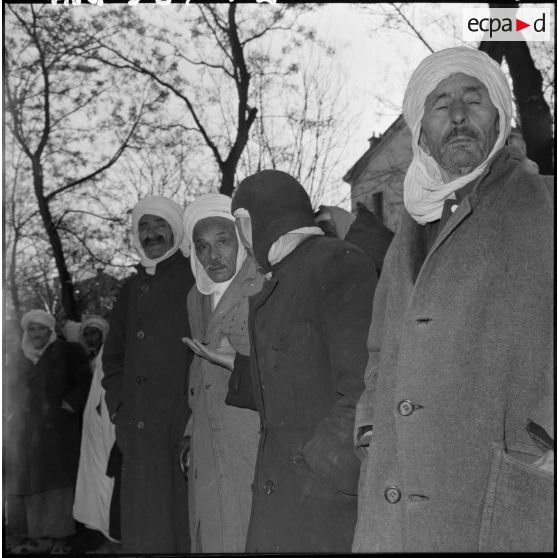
[{"x1": 73, "y1": 347, "x2": 116, "y2": 539}]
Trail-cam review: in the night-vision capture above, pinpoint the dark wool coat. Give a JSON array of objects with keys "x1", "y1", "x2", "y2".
[
  {"x1": 102, "y1": 251, "x2": 194, "y2": 554},
  {"x1": 245, "y1": 236, "x2": 377, "y2": 553},
  {"x1": 344, "y1": 202, "x2": 394, "y2": 275},
  {"x1": 353, "y1": 148, "x2": 554, "y2": 553},
  {"x1": 10, "y1": 340, "x2": 91, "y2": 495}
]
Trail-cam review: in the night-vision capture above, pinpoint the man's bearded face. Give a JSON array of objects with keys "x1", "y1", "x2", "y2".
[
  {"x1": 82, "y1": 326, "x2": 103, "y2": 355},
  {"x1": 138, "y1": 214, "x2": 175, "y2": 259},
  {"x1": 419, "y1": 73, "x2": 500, "y2": 182},
  {"x1": 27, "y1": 322, "x2": 51, "y2": 350}
]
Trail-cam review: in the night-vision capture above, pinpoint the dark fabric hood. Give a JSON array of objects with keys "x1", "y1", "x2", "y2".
[{"x1": 232, "y1": 170, "x2": 316, "y2": 272}]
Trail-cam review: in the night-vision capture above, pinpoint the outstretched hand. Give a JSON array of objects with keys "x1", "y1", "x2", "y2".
[{"x1": 182, "y1": 335, "x2": 236, "y2": 371}]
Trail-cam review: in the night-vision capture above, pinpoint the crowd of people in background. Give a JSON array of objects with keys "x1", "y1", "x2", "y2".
[{"x1": 4, "y1": 45, "x2": 554, "y2": 555}]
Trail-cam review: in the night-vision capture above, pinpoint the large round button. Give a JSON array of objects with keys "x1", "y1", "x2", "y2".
[
  {"x1": 137, "y1": 420, "x2": 145, "y2": 429},
  {"x1": 398, "y1": 400, "x2": 414, "y2": 416},
  {"x1": 136, "y1": 331, "x2": 145, "y2": 340},
  {"x1": 384, "y1": 486, "x2": 401, "y2": 504},
  {"x1": 136, "y1": 376, "x2": 146, "y2": 384},
  {"x1": 140, "y1": 284, "x2": 150, "y2": 293},
  {"x1": 263, "y1": 480, "x2": 275, "y2": 495}
]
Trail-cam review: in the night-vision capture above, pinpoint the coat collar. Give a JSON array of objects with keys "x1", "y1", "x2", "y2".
[
  {"x1": 24, "y1": 340, "x2": 62, "y2": 380},
  {"x1": 401, "y1": 147, "x2": 513, "y2": 287}
]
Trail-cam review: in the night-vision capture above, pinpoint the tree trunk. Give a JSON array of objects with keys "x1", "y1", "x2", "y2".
[
  {"x1": 32, "y1": 159, "x2": 79, "y2": 320},
  {"x1": 220, "y1": 164, "x2": 236, "y2": 197},
  {"x1": 480, "y1": 4, "x2": 554, "y2": 174},
  {"x1": 8, "y1": 231, "x2": 22, "y2": 321}
]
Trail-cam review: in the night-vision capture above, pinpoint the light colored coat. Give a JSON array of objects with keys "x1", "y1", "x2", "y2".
[
  {"x1": 353, "y1": 148, "x2": 554, "y2": 553},
  {"x1": 187, "y1": 256, "x2": 263, "y2": 553}
]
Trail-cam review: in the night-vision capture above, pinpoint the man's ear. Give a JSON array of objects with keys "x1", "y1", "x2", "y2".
[{"x1": 418, "y1": 129, "x2": 431, "y2": 155}]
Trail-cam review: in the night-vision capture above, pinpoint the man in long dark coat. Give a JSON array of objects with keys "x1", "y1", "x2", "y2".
[
  {"x1": 353, "y1": 47, "x2": 554, "y2": 553},
  {"x1": 230, "y1": 170, "x2": 377, "y2": 552},
  {"x1": 8, "y1": 309, "x2": 91, "y2": 553},
  {"x1": 102, "y1": 196, "x2": 194, "y2": 553}
]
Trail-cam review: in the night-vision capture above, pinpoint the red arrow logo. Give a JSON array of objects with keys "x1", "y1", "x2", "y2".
[{"x1": 516, "y1": 18, "x2": 530, "y2": 31}]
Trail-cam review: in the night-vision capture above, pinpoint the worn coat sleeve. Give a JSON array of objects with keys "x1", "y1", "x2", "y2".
[
  {"x1": 301, "y1": 246, "x2": 377, "y2": 494},
  {"x1": 225, "y1": 353, "x2": 257, "y2": 411},
  {"x1": 102, "y1": 278, "x2": 131, "y2": 418},
  {"x1": 353, "y1": 266, "x2": 390, "y2": 449}
]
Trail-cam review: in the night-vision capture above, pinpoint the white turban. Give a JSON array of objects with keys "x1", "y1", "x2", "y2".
[
  {"x1": 402, "y1": 46, "x2": 513, "y2": 224},
  {"x1": 131, "y1": 196, "x2": 185, "y2": 275},
  {"x1": 79, "y1": 315, "x2": 110, "y2": 344},
  {"x1": 20, "y1": 309, "x2": 57, "y2": 364},
  {"x1": 182, "y1": 193, "x2": 246, "y2": 296}
]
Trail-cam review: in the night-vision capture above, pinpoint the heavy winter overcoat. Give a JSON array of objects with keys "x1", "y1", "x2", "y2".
[
  {"x1": 102, "y1": 251, "x2": 194, "y2": 553},
  {"x1": 245, "y1": 236, "x2": 377, "y2": 553},
  {"x1": 186, "y1": 256, "x2": 263, "y2": 553},
  {"x1": 353, "y1": 148, "x2": 554, "y2": 553},
  {"x1": 10, "y1": 339, "x2": 91, "y2": 495}
]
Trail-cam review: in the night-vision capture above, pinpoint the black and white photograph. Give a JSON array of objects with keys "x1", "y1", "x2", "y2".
[{"x1": 3, "y1": 0, "x2": 555, "y2": 554}]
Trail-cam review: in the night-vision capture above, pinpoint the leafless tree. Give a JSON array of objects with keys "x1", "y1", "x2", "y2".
[
  {"x1": 5, "y1": 4, "x2": 150, "y2": 319},
  {"x1": 91, "y1": 3, "x2": 319, "y2": 196}
]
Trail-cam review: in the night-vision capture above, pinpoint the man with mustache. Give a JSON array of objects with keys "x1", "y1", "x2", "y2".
[
  {"x1": 102, "y1": 196, "x2": 194, "y2": 553},
  {"x1": 352, "y1": 47, "x2": 553, "y2": 553}
]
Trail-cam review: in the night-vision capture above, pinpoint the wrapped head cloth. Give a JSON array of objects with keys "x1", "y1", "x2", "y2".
[
  {"x1": 132, "y1": 196, "x2": 185, "y2": 275},
  {"x1": 182, "y1": 193, "x2": 247, "y2": 296},
  {"x1": 20, "y1": 309, "x2": 58, "y2": 364},
  {"x1": 402, "y1": 46, "x2": 513, "y2": 224}
]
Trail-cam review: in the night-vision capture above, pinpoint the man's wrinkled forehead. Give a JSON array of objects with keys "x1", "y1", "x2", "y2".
[
  {"x1": 424, "y1": 73, "x2": 490, "y2": 109},
  {"x1": 193, "y1": 216, "x2": 235, "y2": 240}
]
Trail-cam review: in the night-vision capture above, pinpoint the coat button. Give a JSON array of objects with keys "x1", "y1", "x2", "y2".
[
  {"x1": 136, "y1": 376, "x2": 146, "y2": 384},
  {"x1": 290, "y1": 454, "x2": 304, "y2": 466},
  {"x1": 384, "y1": 486, "x2": 401, "y2": 504},
  {"x1": 190, "y1": 388, "x2": 194, "y2": 396},
  {"x1": 263, "y1": 480, "x2": 275, "y2": 495},
  {"x1": 398, "y1": 400, "x2": 415, "y2": 416},
  {"x1": 140, "y1": 284, "x2": 150, "y2": 293},
  {"x1": 136, "y1": 331, "x2": 145, "y2": 339},
  {"x1": 137, "y1": 420, "x2": 145, "y2": 429}
]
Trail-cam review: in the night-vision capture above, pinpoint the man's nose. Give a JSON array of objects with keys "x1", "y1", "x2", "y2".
[
  {"x1": 449, "y1": 101, "x2": 468, "y2": 126},
  {"x1": 209, "y1": 247, "x2": 221, "y2": 261}
]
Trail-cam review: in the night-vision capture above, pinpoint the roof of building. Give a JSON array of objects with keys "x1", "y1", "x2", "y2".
[{"x1": 343, "y1": 114, "x2": 407, "y2": 186}]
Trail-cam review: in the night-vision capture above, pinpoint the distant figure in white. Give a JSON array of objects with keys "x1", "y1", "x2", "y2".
[{"x1": 73, "y1": 315, "x2": 116, "y2": 542}]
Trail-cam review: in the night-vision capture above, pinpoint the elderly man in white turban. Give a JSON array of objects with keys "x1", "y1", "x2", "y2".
[
  {"x1": 73, "y1": 315, "x2": 117, "y2": 549},
  {"x1": 180, "y1": 193, "x2": 263, "y2": 553},
  {"x1": 352, "y1": 47, "x2": 553, "y2": 553},
  {"x1": 102, "y1": 196, "x2": 195, "y2": 553},
  {"x1": 8, "y1": 310, "x2": 91, "y2": 554}
]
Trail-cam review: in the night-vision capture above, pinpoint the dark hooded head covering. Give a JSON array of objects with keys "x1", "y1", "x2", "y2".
[{"x1": 231, "y1": 170, "x2": 316, "y2": 272}]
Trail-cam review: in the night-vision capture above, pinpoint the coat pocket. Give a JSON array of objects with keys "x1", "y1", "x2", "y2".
[{"x1": 478, "y1": 447, "x2": 554, "y2": 552}]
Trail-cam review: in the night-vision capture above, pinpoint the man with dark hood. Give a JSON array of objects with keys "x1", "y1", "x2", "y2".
[
  {"x1": 102, "y1": 196, "x2": 194, "y2": 553},
  {"x1": 231, "y1": 170, "x2": 377, "y2": 553},
  {"x1": 353, "y1": 47, "x2": 553, "y2": 553}
]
